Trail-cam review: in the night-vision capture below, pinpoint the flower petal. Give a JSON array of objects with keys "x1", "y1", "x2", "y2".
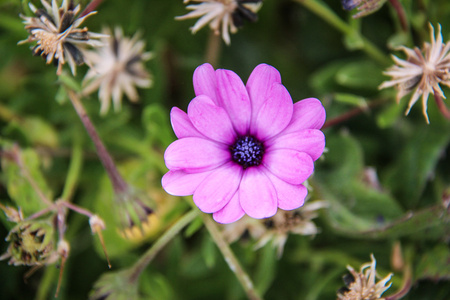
[
  {"x1": 193, "y1": 162, "x2": 243, "y2": 213},
  {"x1": 193, "y1": 63, "x2": 219, "y2": 105},
  {"x1": 246, "y1": 64, "x2": 282, "y2": 126},
  {"x1": 216, "y1": 69, "x2": 251, "y2": 135},
  {"x1": 188, "y1": 95, "x2": 237, "y2": 144},
  {"x1": 212, "y1": 192, "x2": 245, "y2": 224},
  {"x1": 266, "y1": 129, "x2": 325, "y2": 161},
  {"x1": 164, "y1": 137, "x2": 229, "y2": 172},
  {"x1": 161, "y1": 170, "x2": 212, "y2": 196},
  {"x1": 252, "y1": 83, "x2": 294, "y2": 140},
  {"x1": 239, "y1": 167, "x2": 277, "y2": 219},
  {"x1": 283, "y1": 98, "x2": 326, "y2": 133},
  {"x1": 263, "y1": 149, "x2": 314, "y2": 185},
  {"x1": 170, "y1": 107, "x2": 204, "y2": 139},
  {"x1": 265, "y1": 171, "x2": 308, "y2": 210}
]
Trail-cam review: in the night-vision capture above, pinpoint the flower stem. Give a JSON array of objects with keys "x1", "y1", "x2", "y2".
[
  {"x1": 295, "y1": 0, "x2": 390, "y2": 65},
  {"x1": 80, "y1": 0, "x2": 104, "y2": 18},
  {"x1": 200, "y1": 213, "x2": 263, "y2": 300},
  {"x1": 322, "y1": 99, "x2": 386, "y2": 128},
  {"x1": 128, "y1": 209, "x2": 199, "y2": 283},
  {"x1": 67, "y1": 90, "x2": 128, "y2": 194},
  {"x1": 60, "y1": 132, "x2": 83, "y2": 201},
  {"x1": 433, "y1": 93, "x2": 450, "y2": 120},
  {"x1": 388, "y1": 0, "x2": 408, "y2": 32},
  {"x1": 205, "y1": 30, "x2": 222, "y2": 66}
]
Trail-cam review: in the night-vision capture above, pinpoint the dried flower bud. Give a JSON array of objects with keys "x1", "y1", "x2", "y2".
[
  {"x1": 89, "y1": 215, "x2": 111, "y2": 268},
  {"x1": 341, "y1": 0, "x2": 387, "y2": 18},
  {"x1": 0, "y1": 221, "x2": 54, "y2": 266},
  {"x1": 90, "y1": 215, "x2": 106, "y2": 233},
  {"x1": 337, "y1": 254, "x2": 393, "y2": 300},
  {"x1": 176, "y1": 0, "x2": 263, "y2": 45},
  {"x1": 114, "y1": 188, "x2": 159, "y2": 242},
  {"x1": 0, "y1": 204, "x2": 23, "y2": 223},
  {"x1": 391, "y1": 241, "x2": 404, "y2": 272},
  {"x1": 19, "y1": 0, "x2": 106, "y2": 75}
]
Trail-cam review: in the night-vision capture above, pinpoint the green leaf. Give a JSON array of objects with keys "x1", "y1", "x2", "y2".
[
  {"x1": 201, "y1": 233, "x2": 218, "y2": 268},
  {"x1": 383, "y1": 123, "x2": 450, "y2": 207},
  {"x1": 184, "y1": 215, "x2": 203, "y2": 238},
  {"x1": 316, "y1": 132, "x2": 404, "y2": 235},
  {"x1": 309, "y1": 60, "x2": 347, "y2": 94},
  {"x1": 0, "y1": 146, "x2": 51, "y2": 216},
  {"x1": 57, "y1": 72, "x2": 82, "y2": 93},
  {"x1": 17, "y1": 117, "x2": 59, "y2": 148},
  {"x1": 254, "y1": 244, "x2": 277, "y2": 295},
  {"x1": 335, "y1": 60, "x2": 385, "y2": 90},
  {"x1": 142, "y1": 104, "x2": 175, "y2": 148},
  {"x1": 325, "y1": 204, "x2": 449, "y2": 240},
  {"x1": 140, "y1": 272, "x2": 176, "y2": 300},
  {"x1": 416, "y1": 244, "x2": 450, "y2": 281},
  {"x1": 334, "y1": 93, "x2": 368, "y2": 108},
  {"x1": 376, "y1": 100, "x2": 405, "y2": 128}
]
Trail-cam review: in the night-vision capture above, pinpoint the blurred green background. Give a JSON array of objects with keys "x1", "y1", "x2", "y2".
[{"x1": 0, "y1": 0, "x2": 449, "y2": 299}]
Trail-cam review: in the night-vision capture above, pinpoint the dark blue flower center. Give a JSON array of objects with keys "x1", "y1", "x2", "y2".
[{"x1": 230, "y1": 135, "x2": 264, "y2": 169}]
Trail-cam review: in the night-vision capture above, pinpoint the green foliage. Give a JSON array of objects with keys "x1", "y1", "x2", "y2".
[
  {"x1": 1, "y1": 144, "x2": 52, "y2": 216},
  {"x1": 0, "y1": 0, "x2": 449, "y2": 299}
]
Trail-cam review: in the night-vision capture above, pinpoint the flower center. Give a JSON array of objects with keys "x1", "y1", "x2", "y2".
[{"x1": 230, "y1": 135, "x2": 264, "y2": 169}]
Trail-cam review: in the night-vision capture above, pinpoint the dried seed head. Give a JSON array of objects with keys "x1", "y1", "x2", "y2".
[
  {"x1": 19, "y1": 0, "x2": 106, "y2": 75},
  {"x1": 1, "y1": 221, "x2": 54, "y2": 266},
  {"x1": 176, "y1": 0, "x2": 263, "y2": 45},
  {"x1": 337, "y1": 254, "x2": 393, "y2": 300},
  {"x1": 379, "y1": 23, "x2": 450, "y2": 123}
]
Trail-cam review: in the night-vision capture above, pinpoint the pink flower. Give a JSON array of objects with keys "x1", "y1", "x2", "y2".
[{"x1": 162, "y1": 63, "x2": 326, "y2": 223}]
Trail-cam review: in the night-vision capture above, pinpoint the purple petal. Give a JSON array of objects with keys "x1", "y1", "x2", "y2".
[
  {"x1": 216, "y1": 69, "x2": 251, "y2": 136},
  {"x1": 266, "y1": 129, "x2": 325, "y2": 161},
  {"x1": 188, "y1": 95, "x2": 237, "y2": 144},
  {"x1": 170, "y1": 107, "x2": 204, "y2": 139},
  {"x1": 265, "y1": 171, "x2": 308, "y2": 210},
  {"x1": 193, "y1": 63, "x2": 219, "y2": 105},
  {"x1": 239, "y1": 167, "x2": 277, "y2": 219},
  {"x1": 283, "y1": 98, "x2": 326, "y2": 134},
  {"x1": 246, "y1": 64, "x2": 281, "y2": 126},
  {"x1": 212, "y1": 192, "x2": 245, "y2": 224},
  {"x1": 252, "y1": 83, "x2": 294, "y2": 140},
  {"x1": 263, "y1": 149, "x2": 314, "y2": 185},
  {"x1": 193, "y1": 162, "x2": 243, "y2": 213},
  {"x1": 164, "y1": 137, "x2": 230, "y2": 172},
  {"x1": 162, "y1": 170, "x2": 212, "y2": 196}
]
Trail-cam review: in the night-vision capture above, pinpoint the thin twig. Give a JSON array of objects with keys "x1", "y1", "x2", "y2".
[
  {"x1": 434, "y1": 93, "x2": 450, "y2": 120},
  {"x1": 323, "y1": 99, "x2": 385, "y2": 129},
  {"x1": 67, "y1": 90, "x2": 128, "y2": 194},
  {"x1": 80, "y1": 0, "x2": 104, "y2": 18},
  {"x1": 388, "y1": 0, "x2": 408, "y2": 32}
]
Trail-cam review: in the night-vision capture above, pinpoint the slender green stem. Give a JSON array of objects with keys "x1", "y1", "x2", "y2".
[
  {"x1": 200, "y1": 213, "x2": 263, "y2": 300},
  {"x1": 35, "y1": 266, "x2": 58, "y2": 300},
  {"x1": 128, "y1": 209, "x2": 199, "y2": 282},
  {"x1": 60, "y1": 132, "x2": 83, "y2": 201},
  {"x1": 295, "y1": 0, "x2": 390, "y2": 65}
]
